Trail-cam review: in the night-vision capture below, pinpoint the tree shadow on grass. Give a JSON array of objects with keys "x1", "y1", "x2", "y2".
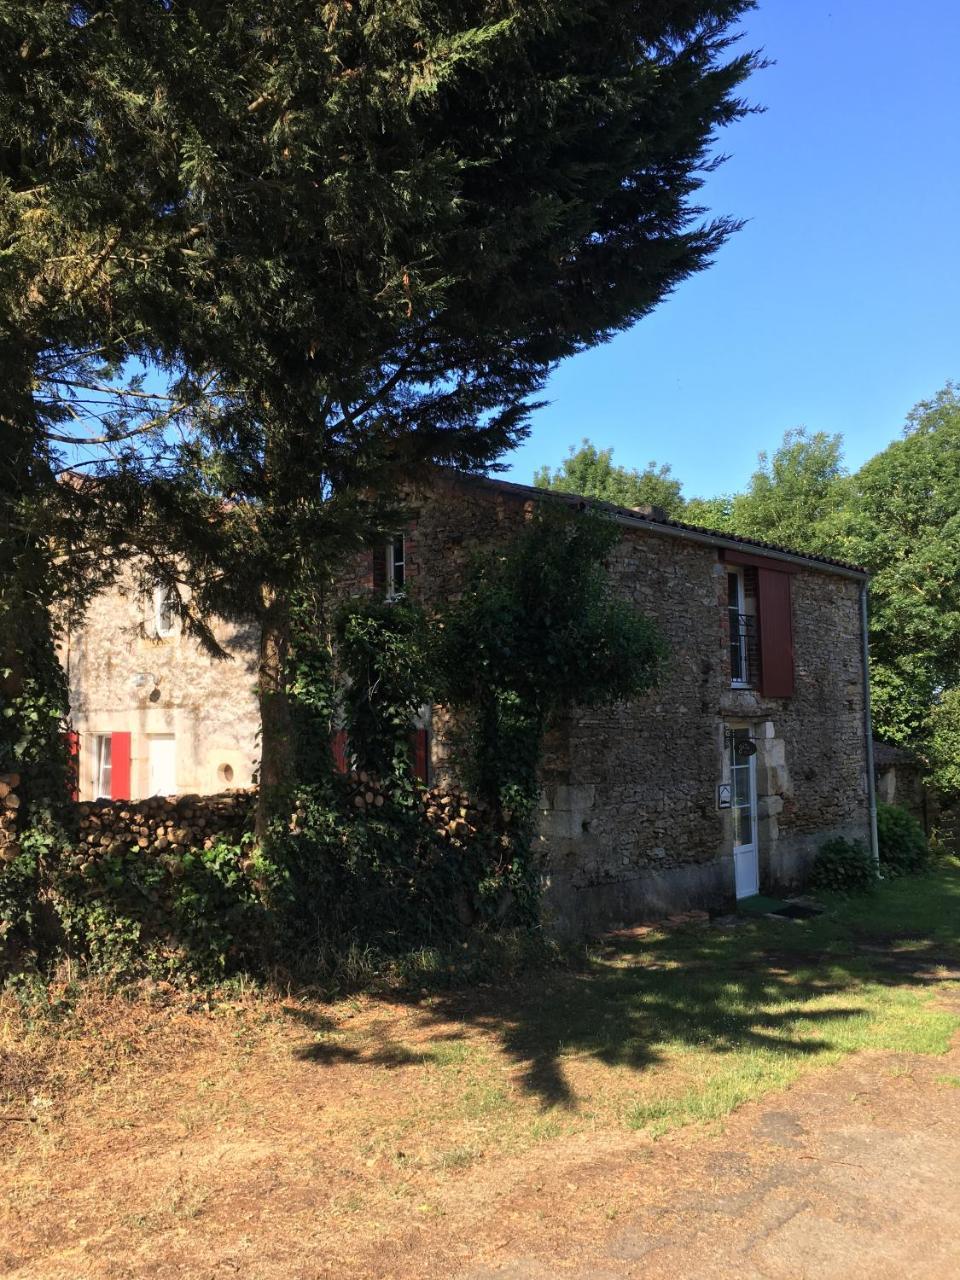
[{"x1": 287, "y1": 866, "x2": 960, "y2": 1110}]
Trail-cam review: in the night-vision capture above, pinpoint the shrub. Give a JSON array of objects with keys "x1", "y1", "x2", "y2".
[
  {"x1": 808, "y1": 837, "x2": 878, "y2": 894},
  {"x1": 49, "y1": 833, "x2": 272, "y2": 982},
  {"x1": 876, "y1": 803, "x2": 930, "y2": 877}
]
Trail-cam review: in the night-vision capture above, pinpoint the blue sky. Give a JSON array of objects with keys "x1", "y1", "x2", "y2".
[{"x1": 504, "y1": 0, "x2": 960, "y2": 499}]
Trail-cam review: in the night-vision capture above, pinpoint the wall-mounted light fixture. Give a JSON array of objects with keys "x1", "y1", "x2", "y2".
[{"x1": 723, "y1": 727, "x2": 758, "y2": 758}]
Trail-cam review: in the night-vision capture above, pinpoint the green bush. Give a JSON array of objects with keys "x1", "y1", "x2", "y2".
[
  {"x1": 876, "y1": 803, "x2": 930, "y2": 877},
  {"x1": 808, "y1": 837, "x2": 878, "y2": 894},
  {"x1": 49, "y1": 834, "x2": 272, "y2": 982}
]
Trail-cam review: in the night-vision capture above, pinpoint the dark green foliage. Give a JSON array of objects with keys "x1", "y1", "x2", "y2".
[
  {"x1": 47, "y1": 835, "x2": 270, "y2": 982},
  {"x1": 260, "y1": 594, "x2": 493, "y2": 961},
  {"x1": 1, "y1": 1, "x2": 759, "y2": 823},
  {"x1": 876, "y1": 803, "x2": 930, "y2": 879},
  {"x1": 438, "y1": 506, "x2": 666, "y2": 733},
  {"x1": 808, "y1": 837, "x2": 878, "y2": 895},
  {"x1": 0, "y1": 544, "x2": 75, "y2": 963},
  {"x1": 335, "y1": 599, "x2": 433, "y2": 787},
  {"x1": 263, "y1": 784, "x2": 490, "y2": 965}
]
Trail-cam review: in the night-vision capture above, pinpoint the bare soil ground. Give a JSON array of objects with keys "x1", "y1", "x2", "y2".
[{"x1": 3, "y1": 867, "x2": 960, "y2": 1278}]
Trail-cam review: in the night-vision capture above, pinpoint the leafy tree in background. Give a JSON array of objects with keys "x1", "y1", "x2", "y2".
[
  {"x1": 1, "y1": 1, "x2": 761, "y2": 817},
  {"x1": 681, "y1": 493, "x2": 736, "y2": 529},
  {"x1": 838, "y1": 385, "x2": 960, "y2": 750},
  {"x1": 533, "y1": 439, "x2": 685, "y2": 516},
  {"x1": 724, "y1": 428, "x2": 849, "y2": 551}
]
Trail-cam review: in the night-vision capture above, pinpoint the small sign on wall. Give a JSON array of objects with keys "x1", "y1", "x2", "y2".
[{"x1": 717, "y1": 782, "x2": 732, "y2": 810}]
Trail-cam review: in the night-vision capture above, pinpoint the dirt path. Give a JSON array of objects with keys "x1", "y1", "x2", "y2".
[{"x1": 462, "y1": 997, "x2": 960, "y2": 1280}]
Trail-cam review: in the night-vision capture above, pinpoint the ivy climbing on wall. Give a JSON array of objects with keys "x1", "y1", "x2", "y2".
[{"x1": 434, "y1": 504, "x2": 667, "y2": 921}]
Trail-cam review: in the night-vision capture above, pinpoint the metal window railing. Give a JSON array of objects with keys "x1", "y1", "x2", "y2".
[{"x1": 729, "y1": 612, "x2": 760, "y2": 687}]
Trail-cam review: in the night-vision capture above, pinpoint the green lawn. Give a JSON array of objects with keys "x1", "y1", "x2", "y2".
[{"x1": 387, "y1": 854, "x2": 960, "y2": 1140}]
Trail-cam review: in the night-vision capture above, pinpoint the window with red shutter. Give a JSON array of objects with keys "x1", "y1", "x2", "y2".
[
  {"x1": 65, "y1": 730, "x2": 79, "y2": 802},
  {"x1": 111, "y1": 732, "x2": 132, "y2": 800},
  {"x1": 411, "y1": 727, "x2": 429, "y2": 784},
  {"x1": 330, "y1": 730, "x2": 349, "y2": 774},
  {"x1": 757, "y1": 569, "x2": 795, "y2": 698}
]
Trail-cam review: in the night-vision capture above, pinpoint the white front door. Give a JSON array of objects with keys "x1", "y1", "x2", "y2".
[
  {"x1": 730, "y1": 728, "x2": 759, "y2": 898},
  {"x1": 148, "y1": 735, "x2": 177, "y2": 796}
]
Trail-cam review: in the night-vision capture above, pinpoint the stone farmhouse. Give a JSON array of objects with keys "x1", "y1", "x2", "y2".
[{"x1": 65, "y1": 471, "x2": 876, "y2": 932}]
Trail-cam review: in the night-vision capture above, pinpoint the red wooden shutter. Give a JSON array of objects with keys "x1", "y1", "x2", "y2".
[
  {"x1": 757, "y1": 569, "x2": 795, "y2": 698},
  {"x1": 111, "y1": 731, "x2": 132, "y2": 800},
  {"x1": 65, "y1": 730, "x2": 80, "y2": 801},
  {"x1": 411, "y1": 728, "x2": 429, "y2": 784},
  {"x1": 330, "y1": 730, "x2": 349, "y2": 774}
]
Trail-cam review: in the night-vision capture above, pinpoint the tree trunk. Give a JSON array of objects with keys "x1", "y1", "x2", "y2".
[{"x1": 256, "y1": 587, "x2": 295, "y2": 835}]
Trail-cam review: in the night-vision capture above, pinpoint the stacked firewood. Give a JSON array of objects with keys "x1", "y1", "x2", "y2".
[
  {"x1": 61, "y1": 782, "x2": 485, "y2": 862},
  {"x1": 70, "y1": 790, "x2": 255, "y2": 861},
  {"x1": 424, "y1": 789, "x2": 484, "y2": 844},
  {"x1": 326, "y1": 769, "x2": 484, "y2": 846},
  {"x1": 0, "y1": 772, "x2": 20, "y2": 863}
]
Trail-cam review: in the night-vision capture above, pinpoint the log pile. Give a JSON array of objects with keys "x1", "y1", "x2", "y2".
[
  {"x1": 69, "y1": 790, "x2": 255, "y2": 861},
  {"x1": 0, "y1": 772, "x2": 21, "y2": 863},
  {"x1": 289, "y1": 768, "x2": 485, "y2": 848},
  {"x1": 423, "y1": 787, "x2": 484, "y2": 845},
  {"x1": 55, "y1": 779, "x2": 485, "y2": 865}
]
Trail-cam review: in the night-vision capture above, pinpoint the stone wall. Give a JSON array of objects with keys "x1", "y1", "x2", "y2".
[
  {"x1": 382, "y1": 477, "x2": 871, "y2": 933},
  {"x1": 66, "y1": 473, "x2": 871, "y2": 932},
  {"x1": 65, "y1": 568, "x2": 260, "y2": 801}
]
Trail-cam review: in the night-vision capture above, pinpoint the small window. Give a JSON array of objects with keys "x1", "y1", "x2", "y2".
[
  {"x1": 153, "y1": 582, "x2": 179, "y2": 638},
  {"x1": 93, "y1": 734, "x2": 112, "y2": 799},
  {"x1": 386, "y1": 535, "x2": 405, "y2": 597}
]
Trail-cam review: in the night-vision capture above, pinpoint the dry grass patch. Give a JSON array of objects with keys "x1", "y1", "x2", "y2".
[{"x1": 2, "y1": 862, "x2": 960, "y2": 1277}]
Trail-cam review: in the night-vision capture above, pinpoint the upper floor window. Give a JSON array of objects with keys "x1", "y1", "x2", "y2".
[
  {"x1": 723, "y1": 554, "x2": 795, "y2": 699},
  {"x1": 386, "y1": 535, "x2": 405, "y2": 598},
  {"x1": 727, "y1": 568, "x2": 758, "y2": 688},
  {"x1": 153, "y1": 582, "x2": 179, "y2": 638}
]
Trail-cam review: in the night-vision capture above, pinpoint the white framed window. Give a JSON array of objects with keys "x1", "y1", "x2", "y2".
[
  {"x1": 386, "y1": 535, "x2": 405, "y2": 598},
  {"x1": 153, "y1": 581, "x2": 179, "y2": 638},
  {"x1": 727, "y1": 569, "x2": 757, "y2": 687},
  {"x1": 93, "y1": 734, "x2": 112, "y2": 799}
]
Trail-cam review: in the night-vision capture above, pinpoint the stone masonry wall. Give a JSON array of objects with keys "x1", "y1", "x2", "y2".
[
  {"x1": 383, "y1": 477, "x2": 871, "y2": 933},
  {"x1": 67, "y1": 473, "x2": 871, "y2": 931},
  {"x1": 65, "y1": 568, "x2": 261, "y2": 801}
]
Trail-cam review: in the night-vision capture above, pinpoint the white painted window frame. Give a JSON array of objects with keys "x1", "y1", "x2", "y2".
[
  {"x1": 153, "y1": 582, "x2": 179, "y2": 638},
  {"x1": 728, "y1": 568, "x2": 751, "y2": 688},
  {"x1": 92, "y1": 734, "x2": 112, "y2": 799},
  {"x1": 385, "y1": 535, "x2": 406, "y2": 599}
]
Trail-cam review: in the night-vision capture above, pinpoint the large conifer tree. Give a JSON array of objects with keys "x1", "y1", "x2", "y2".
[{"x1": 1, "y1": 2, "x2": 760, "y2": 804}]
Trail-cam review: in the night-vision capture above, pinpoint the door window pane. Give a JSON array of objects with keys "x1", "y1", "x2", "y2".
[
  {"x1": 733, "y1": 803, "x2": 753, "y2": 848},
  {"x1": 730, "y1": 730, "x2": 754, "y2": 850}
]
